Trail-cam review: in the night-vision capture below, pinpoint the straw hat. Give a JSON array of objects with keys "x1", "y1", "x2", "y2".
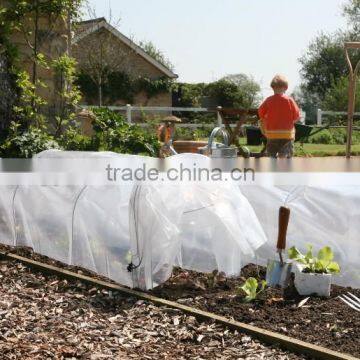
[
  {"x1": 163, "y1": 115, "x2": 182, "y2": 123},
  {"x1": 76, "y1": 108, "x2": 96, "y2": 120}
]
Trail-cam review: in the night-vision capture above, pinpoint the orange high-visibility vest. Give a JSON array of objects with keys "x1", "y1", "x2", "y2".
[{"x1": 258, "y1": 94, "x2": 300, "y2": 140}]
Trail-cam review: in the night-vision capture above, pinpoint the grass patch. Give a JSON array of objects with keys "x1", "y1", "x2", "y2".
[{"x1": 238, "y1": 138, "x2": 360, "y2": 157}]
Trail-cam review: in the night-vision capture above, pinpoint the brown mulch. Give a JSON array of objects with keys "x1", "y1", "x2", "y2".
[
  {"x1": 151, "y1": 265, "x2": 360, "y2": 358},
  {"x1": 0, "y1": 250, "x2": 307, "y2": 360}
]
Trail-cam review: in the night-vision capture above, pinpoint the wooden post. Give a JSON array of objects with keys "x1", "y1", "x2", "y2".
[
  {"x1": 126, "y1": 104, "x2": 132, "y2": 124},
  {"x1": 347, "y1": 79, "x2": 356, "y2": 158},
  {"x1": 317, "y1": 109, "x2": 322, "y2": 126},
  {"x1": 345, "y1": 42, "x2": 360, "y2": 158},
  {"x1": 217, "y1": 106, "x2": 223, "y2": 127}
]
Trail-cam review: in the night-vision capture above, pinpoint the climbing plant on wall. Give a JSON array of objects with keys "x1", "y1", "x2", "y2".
[
  {"x1": 0, "y1": 0, "x2": 82, "y2": 134},
  {"x1": 76, "y1": 71, "x2": 175, "y2": 106}
]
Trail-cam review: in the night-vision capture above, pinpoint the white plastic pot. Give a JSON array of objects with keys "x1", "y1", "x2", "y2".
[{"x1": 293, "y1": 263, "x2": 332, "y2": 297}]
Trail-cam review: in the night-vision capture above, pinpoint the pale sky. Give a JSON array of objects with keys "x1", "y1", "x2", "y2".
[{"x1": 83, "y1": 0, "x2": 348, "y2": 97}]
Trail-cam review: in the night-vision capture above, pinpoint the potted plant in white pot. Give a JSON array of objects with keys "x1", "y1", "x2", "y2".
[{"x1": 288, "y1": 245, "x2": 340, "y2": 297}]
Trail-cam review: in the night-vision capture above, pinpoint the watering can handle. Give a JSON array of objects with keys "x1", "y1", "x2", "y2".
[{"x1": 277, "y1": 206, "x2": 290, "y2": 251}]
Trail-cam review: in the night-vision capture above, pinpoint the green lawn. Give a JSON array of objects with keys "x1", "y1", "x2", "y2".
[{"x1": 237, "y1": 139, "x2": 360, "y2": 157}]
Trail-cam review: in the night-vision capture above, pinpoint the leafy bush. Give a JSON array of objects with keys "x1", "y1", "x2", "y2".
[
  {"x1": 330, "y1": 128, "x2": 347, "y2": 144},
  {"x1": 59, "y1": 127, "x2": 92, "y2": 151},
  {"x1": 135, "y1": 77, "x2": 174, "y2": 99},
  {"x1": 237, "y1": 277, "x2": 266, "y2": 302},
  {"x1": 193, "y1": 128, "x2": 211, "y2": 140},
  {"x1": 76, "y1": 71, "x2": 174, "y2": 106},
  {"x1": 173, "y1": 83, "x2": 206, "y2": 107},
  {"x1": 0, "y1": 125, "x2": 60, "y2": 158},
  {"x1": 174, "y1": 74, "x2": 261, "y2": 109},
  {"x1": 172, "y1": 127, "x2": 210, "y2": 141},
  {"x1": 288, "y1": 245, "x2": 340, "y2": 274},
  {"x1": 90, "y1": 108, "x2": 160, "y2": 156},
  {"x1": 204, "y1": 74, "x2": 261, "y2": 109},
  {"x1": 1, "y1": 109, "x2": 161, "y2": 158},
  {"x1": 308, "y1": 129, "x2": 334, "y2": 144},
  {"x1": 306, "y1": 128, "x2": 360, "y2": 145},
  {"x1": 322, "y1": 76, "x2": 360, "y2": 113}
]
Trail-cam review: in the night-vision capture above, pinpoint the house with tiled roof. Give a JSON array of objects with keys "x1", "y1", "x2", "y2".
[{"x1": 72, "y1": 18, "x2": 177, "y2": 108}]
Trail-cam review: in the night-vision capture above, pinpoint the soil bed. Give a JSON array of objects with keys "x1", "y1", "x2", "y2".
[
  {"x1": 151, "y1": 265, "x2": 360, "y2": 358},
  {"x1": 0, "y1": 251, "x2": 306, "y2": 360}
]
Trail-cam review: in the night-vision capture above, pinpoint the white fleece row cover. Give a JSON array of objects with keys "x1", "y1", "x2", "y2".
[{"x1": 0, "y1": 151, "x2": 358, "y2": 289}]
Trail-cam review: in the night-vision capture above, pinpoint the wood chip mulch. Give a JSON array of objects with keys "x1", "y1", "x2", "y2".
[{"x1": 0, "y1": 259, "x2": 307, "y2": 360}]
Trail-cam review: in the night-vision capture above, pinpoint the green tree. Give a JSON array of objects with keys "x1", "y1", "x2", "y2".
[
  {"x1": 299, "y1": 31, "x2": 359, "y2": 101},
  {"x1": 292, "y1": 85, "x2": 318, "y2": 124},
  {"x1": 343, "y1": 0, "x2": 360, "y2": 31},
  {"x1": 297, "y1": 0, "x2": 360, "y2": 121},
  {"x1": 221, "y1": 73, "x2": 261, "y2": 108},
  {"x1": 139, "y1": 40, "x2": 174, "y2": 71},
  {"x1": 205, "y1": 74, "x2": 261, "y2": 108},
  {"x1": 174, "y1": 83, "x2": 206, "y2": 107},
  {"x1": 322, "y1": 76, "x2": 360, "y2": 111}
]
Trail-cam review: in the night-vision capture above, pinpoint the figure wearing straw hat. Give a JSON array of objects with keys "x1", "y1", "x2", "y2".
[{"x1": 158, "y1": 115, "x2": 181, "y2": 157}]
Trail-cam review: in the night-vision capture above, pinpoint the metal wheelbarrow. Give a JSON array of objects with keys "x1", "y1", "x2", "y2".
[{"x1": 240, "y1": 123, "x2": 330, "y2": 158}]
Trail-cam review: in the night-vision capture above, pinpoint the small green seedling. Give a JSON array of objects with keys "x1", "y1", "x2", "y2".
[
  {"x1": 238, "y1": 277, "x2": 267, "y2": 302},
  {"x1": 288, "y1": 245, "x2": 340, "y2": 274}
]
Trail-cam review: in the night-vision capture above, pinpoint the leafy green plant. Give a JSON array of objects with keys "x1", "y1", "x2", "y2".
[
  {"x1": 288, "y1": 245, "x2": 340, "y2": 274},
  {"x1": 12, "y1": 70, "x2": 47, "y2": 129},
  {"x1": 90, "y1": 108, "x2": 160, "y2": 156},
  {"x1": 0, "y1": 124, "x2": 60, "y2": 158},
  {"x1": 308, "y1": 129, "x2": 334, "y2": 144},
  {"x1": 237, "y1": 277, "x2": 266, "y2": 302},
  {"x1": 52, "y1": 54, "x2": 81, "y2": 137},
  {"x1": 139, "y1": 40, "x2": 174, "y2": 71},
  {"x1": 204, "y1": 74, "x2": 261, "y2": 109},
  {"x1": 0, "y1": 0, "x2": 82, "y2": 138},
  {"x1": 135, "y1": 76, "x2": 174, "y2": 99},
  {"x1": 59, "y1": 126, "x2": 92, "y2": 151},
  {"x1": 173, "y1": 83, "x2": 206, "y2": 107}
]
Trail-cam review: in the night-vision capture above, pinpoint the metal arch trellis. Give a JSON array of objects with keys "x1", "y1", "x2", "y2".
[
  {"x1": 345, "y1": 42, "x2": 360, "y2": 158},
  {"x1": 12, "y1": 186, "x2": 19, "y2": 247},
  {"x1": 70, "y1": 185, "x2": 88, "y2": 265}
]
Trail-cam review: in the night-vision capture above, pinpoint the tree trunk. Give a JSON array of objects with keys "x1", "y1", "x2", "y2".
[
  {"x1": 31, "y1": 0, "x2": 39, "y2": 123},
  {"x1": 32, "y1": 0, "x2": 39, "y2": 85}
]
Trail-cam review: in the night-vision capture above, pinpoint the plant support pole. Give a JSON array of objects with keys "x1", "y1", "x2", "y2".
[{"x1": 345, "y1": 42, "x2": 360, "y2": 158}]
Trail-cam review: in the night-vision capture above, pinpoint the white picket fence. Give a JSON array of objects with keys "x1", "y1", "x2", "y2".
[
  {"x1": 82, "y1": 104, "x2": 311, "y2": 131},
  {"x1": 83, "y1": 104, "x2": 307, "y2": 127},
  {"x1": 82, "y1": 104, "x2": 226, "y2": 128},
  {"x1": 316, "y1": 109, "x2": 360, "y2": 126}
]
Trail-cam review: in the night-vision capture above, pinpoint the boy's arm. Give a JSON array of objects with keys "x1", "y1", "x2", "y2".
[
  {"x1": 258, "y1": 100, "x2": 267, "y2": 119},
  {"x1": 258, "y1": 100, "x2": 267, "y2": 134}
]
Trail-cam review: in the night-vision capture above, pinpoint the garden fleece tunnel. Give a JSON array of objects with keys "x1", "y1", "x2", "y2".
[{"x1": 0, "y1": 151, "x2": 359, "y2": 290}]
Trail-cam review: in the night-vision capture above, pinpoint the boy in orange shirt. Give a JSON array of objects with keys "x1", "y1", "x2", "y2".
[{"x1": 258, "y1": 75, "x2": 300, "y2": 158}]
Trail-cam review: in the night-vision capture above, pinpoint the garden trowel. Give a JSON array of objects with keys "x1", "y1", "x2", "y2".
[{"x1": 266, "y1": 206, "x2": 292, "y2": 288}]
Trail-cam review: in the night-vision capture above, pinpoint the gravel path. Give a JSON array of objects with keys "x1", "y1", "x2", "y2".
[{"x1": 0, "y1": 259, "x2": 308, "y2": 359}]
